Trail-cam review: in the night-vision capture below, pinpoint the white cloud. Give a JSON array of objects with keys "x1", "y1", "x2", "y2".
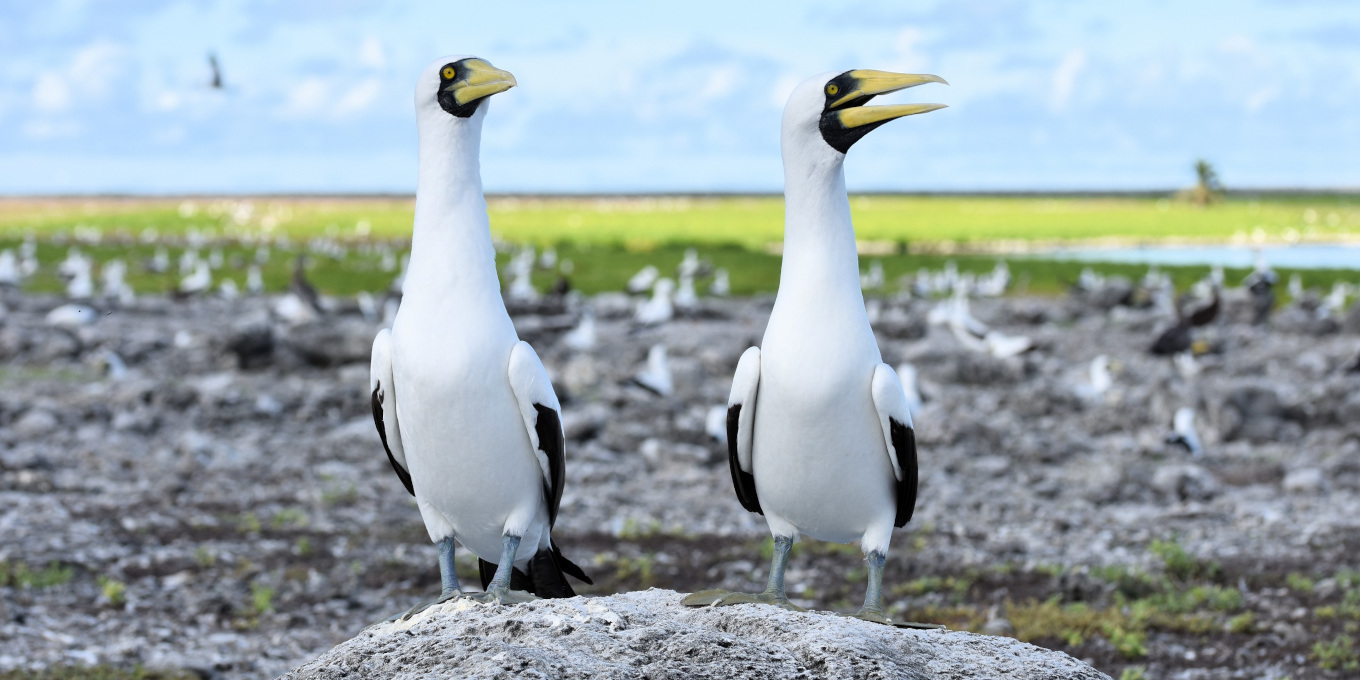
[
  {"x1": 32, "y1": 72, "x2": 70, "y2": 112},
  {"x1": 1050, "y1": 48, "x2": 1086, "y2": 112},
  {"x1": 334, "y1": 78, "x2": 382, "y2": 117},
  {"x1": 696, "y1": 65, "x2": 739, "y2": 102},
  {"x1": 280, "y1": 77, "x2": 328, "y2": 117},
  {"x1": 358, "y1": 36, "x2": 386, "y2": 69},
  {"x1": 1246, "y1": 85, "x2": 1279, "y2": 113},
  {"x1": 22, "y1": 119, "x2": 79, "y2": 139}
]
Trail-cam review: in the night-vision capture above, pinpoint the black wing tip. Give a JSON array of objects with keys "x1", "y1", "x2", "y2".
[
  {"x1": 371, "y1": 383, "x2": 414, "y2": 496},
  {"x1": 726, "y1": 404, "x2": 763, "y2": 515},
  {"x1": 532, "y1": 403, "x2": 565, "y2": 527},
  {"x1": 888, "y1": 417, "x2": 918, "y2": 528}
]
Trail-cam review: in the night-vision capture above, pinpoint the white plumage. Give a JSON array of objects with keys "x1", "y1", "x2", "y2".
[
  {"x1": 368, "y1": 56, "x2": 586, "y2": 613},
  {"x1": 688, "y1": 69, "x2": 944, "y2": 625}
]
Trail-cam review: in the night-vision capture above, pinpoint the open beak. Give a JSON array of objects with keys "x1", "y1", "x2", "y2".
[
  {"x1": 831, "y1": 70, "x2": 947, "y2": 129},
  {"x1": 446, "y1": 59, "x2": 517, "y2": 106}
]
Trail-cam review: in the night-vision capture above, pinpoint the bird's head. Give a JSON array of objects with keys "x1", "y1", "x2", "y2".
[
  {"x1": 415, "y1": 55, "x2": 517, "y2": 124},
  {"x1": 783, "y1": 69, "x2": 947, "y2": 158}
]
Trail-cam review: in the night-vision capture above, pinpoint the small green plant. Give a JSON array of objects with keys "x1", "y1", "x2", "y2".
[
  {"x1": 1286, "y1": 572, "x2": 1315, "y2": 593},
  {"x1": 194, "y1": 547, "x2": 216, "y2": 567},
  {"x1": 0, "y1": 560, "x2": 74, "y2": 588},
  {"x1": 236, "y1": 512, "x2": 262, "y2": 533},
  {"x1": 1118, "y1": 667, "x2": 1147, "y2": 680},
  {"x1": 1313, "y1": 634, "x2": 1359, "y2": 671},
  {"x1": 271, "y1": 507, "x2": 308, "y2": 529},
  {"x1": 1227, "y1": 612, "x2": 1254, "y2": 634},
  {"x1": 295, "y1": 537, "x2": 313, "y2": 556},
  {"x1": 98, "y1": 576, "x2": 127, "y2": 606},
  {"x1": 1149, "y1": 538, "x2": 1217, "y2": 581},
  {"x1": 250, "y1": 582, "x2": 275, "y2": 615},
  {"x1": 1107, "y1": 626, "x2": 1147, "y2": 659}
]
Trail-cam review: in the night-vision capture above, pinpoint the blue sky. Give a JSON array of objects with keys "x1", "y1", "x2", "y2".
[{"x1": 1, "y1": 0, "x2": 1357, "y2": 193}]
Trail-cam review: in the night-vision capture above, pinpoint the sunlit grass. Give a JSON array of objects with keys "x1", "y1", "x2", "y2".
[{"x1": 3, "y1": 194, "x2": 1357, "y2": 247}]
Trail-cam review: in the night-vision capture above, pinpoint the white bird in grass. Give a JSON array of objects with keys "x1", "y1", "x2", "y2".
[
  {"x1": 246, "y1": 265, "x2": 265, "y2": 295},
  {"x1": 1074, "y1": 355, "x2": 1116, "y2": 401},
  {"x1": 674, "y1": 272, "x2": 699, "y2": 311},
  {"x1": 626, "y1": 265, "x2": 659, "y2": 294},
  {"x1": 0, "y1": 249, "x2": 21, "y2": 287},
  {"x1": 506, "y1": 248, "x2": 538, "y2": 302},
  {"x1": 630, "y1": 344, "x2": 673, "y2": 397},
  {"x1": 634, "y1": 278, "x2": 675, "y2": 326},
  {"x1": 683, "y1": 68, "x2": 945, "y2": 627},
  {"x1": 369, "y1": 56, "x2": 590, "y2": 621},
  {"x1": 101, "y1": 259, "x2": 135, "y2": 305},
  {"x1": 710, "y1": 268, "x2": 731, "y2": 297},
  {"x1": 561, "y1": 309, "x2": 597, "y2": 352},
  {"x1": 178, "y1": 261, "x2": 213, "y2": 295}
]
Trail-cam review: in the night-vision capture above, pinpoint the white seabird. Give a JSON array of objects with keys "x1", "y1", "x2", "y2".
[
  {"x1": 369, "y1": 56, "x2": 590, "y2": 619},
  {"x1": 626, "y1": 265, "x2": 659, "y2": 294},
  {"x1": 683, "y1": 68, "x2": 946, "y2": 627},
  {"x1": 0, "y1": 249, "x2": 21, "y2": 287},
  {"x1": 561, "y1": 309, "x2": 597, "y2": 352},
  {"x1": 634, "y1": 278, "x2": 675, "y2": 326},
  {"x1": 630, "y1": 344, "x2": 673, "y2": 397},
  {"x1": 1166, "y1": 407, "x2": 1204, "y2": 457}
]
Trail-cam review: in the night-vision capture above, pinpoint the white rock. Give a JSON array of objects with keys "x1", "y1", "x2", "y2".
[{"x1": 283, "y1": 590, "x2": 1109, "y2": 680}]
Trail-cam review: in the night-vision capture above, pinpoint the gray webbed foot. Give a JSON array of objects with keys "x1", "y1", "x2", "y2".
[
  {"x1": 846, "y1": 607, "x2": 945, "y2": 629},
  {"x1": 394, "y1": 590, "x2": 464, "y2": 622},
  {"x1": 466, "y1": 585, "x2": 536, "y2": 605},
  {"x1": 681, "y1": 589, "x2": 805, "y2": 611}
]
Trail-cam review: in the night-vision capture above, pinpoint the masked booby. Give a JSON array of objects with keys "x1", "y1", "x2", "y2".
[
  {"x1": 370, "y1": 56, "x2": 591, "y2": 620},
  {"x1": 682, "y1": 69, "x2": 945, "y2": 627}
]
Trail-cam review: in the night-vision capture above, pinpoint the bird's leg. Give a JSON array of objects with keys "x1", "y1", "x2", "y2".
[
  {"x1": 468, "y1": 534, "x2": 536, "y2": 605},
  {"x1": 854, "y1": 550, "x2": 889, "y2": 621},
  {"x1": 848, "y1": 550, "x2": 945, "y2": 629},
  {"x1": 391, "y1": 536, "x2": 463, "y2": 622},
  {"x1": 681, "y1": 535, "x2": 804, "y2": 610}
]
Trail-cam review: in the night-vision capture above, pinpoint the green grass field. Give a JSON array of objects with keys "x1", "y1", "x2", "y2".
[
  {"x1": 1, "y1": 194, "x2": 1356, "y2": 297},
  {"x1": 3, "y1": 194, "x2": 1358, "y2": 247}
]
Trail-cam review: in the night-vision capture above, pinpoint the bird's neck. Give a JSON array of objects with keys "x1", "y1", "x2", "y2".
[
  {"x1": 778, "y1": 152, "x2": 864, "y2": 301},
  {"x1": 407, "y1": 123, "x2": 502, "y2": 303}
]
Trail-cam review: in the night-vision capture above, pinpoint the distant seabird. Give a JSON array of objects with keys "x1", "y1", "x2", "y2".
[
  {"x1": 0, "y1": 249, "x2": 21, "y2": 287},
  {"x1": 369, "y1": 56, "x2": 590, "y2": 619},
  {"x1": 561, "y1": 309, "x2": 597, "y2": 352},
  {"x1": 630, "y1": 344, "x2": 673, "y2": 397},
  {"x1": 710, "y1": 268, "x2": 730, "y2": 297},
  {"x1": 634, "y1": 278, "x2": 675, "y2": 326},
  {"x1": 627, "y1": 265, "x2": 659, "y2": 294},
  {"x1": 1165, "y1": 407, "x2": 1204, "y2": 457},
  {"x1": 683, "y1": 68, "x2": 945, "y2": 627},
  {"x1": 46, "y1": 304, "x2": 98, "y2": 328},
  {"x1": 1244, "y1": 253, "x2": 1277, "y2": 325}
]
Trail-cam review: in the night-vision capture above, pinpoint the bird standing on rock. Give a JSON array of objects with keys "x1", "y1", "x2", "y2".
[
  {"x1": 683, "y1": 69, "x2": 946, "y2": 627},
  {"x1": 369, "y1": 56, "x2": 591, "y2": 620}
]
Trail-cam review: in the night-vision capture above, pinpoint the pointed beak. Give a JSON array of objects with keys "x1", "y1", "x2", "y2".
[
  {"x1": 446, "y1": 59, "x2": 517, "y2": 106},
  {"x1": 830, "y1": 70, "x2": 948, "y2": 129}
]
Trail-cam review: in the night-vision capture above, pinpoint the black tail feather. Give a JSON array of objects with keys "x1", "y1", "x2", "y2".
[{"x1": 477, "y1": 546, "x2": 592, "y2": 599}]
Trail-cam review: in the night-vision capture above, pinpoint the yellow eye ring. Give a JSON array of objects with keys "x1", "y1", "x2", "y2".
[
  {"x1": 441, "y1": 66, "x2": 456, "y2": 79},
  {"x1": 826, "y1": 83, "x2": 839, "y2": 96}
]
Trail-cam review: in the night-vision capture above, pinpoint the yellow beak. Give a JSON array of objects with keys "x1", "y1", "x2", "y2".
[
  {"x1": 446, "y1": 59, "x2": 517, "y2": 106},
  {"x1": 831, "y1": 70, "x2": 947, "y2": 129}
]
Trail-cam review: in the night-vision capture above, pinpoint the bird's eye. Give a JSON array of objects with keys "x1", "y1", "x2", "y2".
[
  {"x1": 442, "y1": 66, "x2": 456, "y2": 79},
  {"x1": 826, "y1": 84, "x2": 839, "y2": 96}
]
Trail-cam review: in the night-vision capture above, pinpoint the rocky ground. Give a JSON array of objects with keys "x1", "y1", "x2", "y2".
[
  {"x1": 1, "y1": 287, "x2": 1358, "y2": 679},
  {"x1": 282, "y1": 589, "x2": 1109, "y2": 680}
]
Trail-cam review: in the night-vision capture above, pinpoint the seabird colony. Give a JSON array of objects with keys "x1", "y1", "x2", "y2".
[
  {"x1": 369, "y1": 56, "x2": 591, "y2": 619},
  {"x1": 680, "y1": 68, "x2": 947, "y2": 627}
]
